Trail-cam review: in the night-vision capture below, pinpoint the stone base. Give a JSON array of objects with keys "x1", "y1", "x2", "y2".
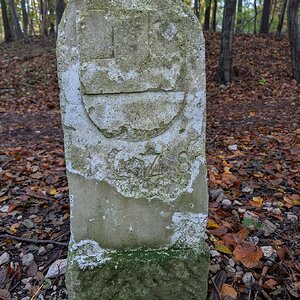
[{"x1": 66, "y1": 244, "x2": 209, "y2": 300}]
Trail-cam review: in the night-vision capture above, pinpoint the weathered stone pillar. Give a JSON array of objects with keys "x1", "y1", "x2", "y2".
[{"x1": 57, "y1": 0, "x2": 208, "y2": 299}]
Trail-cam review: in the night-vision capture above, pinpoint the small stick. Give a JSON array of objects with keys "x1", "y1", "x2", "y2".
[
  {"x1": 17, "y1": 192, "x2": 51, "y2": 201},
  {"x1": 254, "y1": 266, "x2": 269, "y2": 300},
  {"x1": 30, "y1": 282, "x2": 45, "y2": 300},
  {"x1": 0, "y1": 234, "x2": 68, "y2": 247},
  {"x1": 261, "y1": 289, "x2": 273, "y2": 300},
  {"x1": 209, "y1": 270, "x2": 226, "y2": 300},
  {"x1": 210, "y1": 274, "x2": 222, "y2": 300}
]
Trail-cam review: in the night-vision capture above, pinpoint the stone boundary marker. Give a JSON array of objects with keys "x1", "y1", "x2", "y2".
[{"x1": 57, "y1": 0, "x2": 208, "y2": 298}]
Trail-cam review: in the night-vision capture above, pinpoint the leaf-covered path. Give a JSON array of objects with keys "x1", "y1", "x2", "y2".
[{"x1": 0, "y1": 34, "x2": 299, "y2": 299}]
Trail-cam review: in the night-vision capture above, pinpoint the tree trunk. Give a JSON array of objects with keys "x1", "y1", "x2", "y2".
[
  {"x1": 55, "y1": 0, "x2": 65, "y2": 32},
  {"x1": 276, "y1": 0, "x2": 288, "y2": 37},
  {"x1": 217, "y1": 0, "x2": 237, "y2": 85},
  {"x1": 268, "y1": 0, "x2": 277, "y2": 31},
  {"x1": 254, "y1": 0, "x2": 258, "y2": 34},
  {"x1": 21, "y1": 0, "x2": 28, "y2": 36},
  {"x1": 41, "y1": 0, "x2": 49, "y2": 37},
  {"x1": 8, "y1": 0, "x2": 24, "y2": 39},
  {"x1": 260, "y1": 0, "x2": 272, "y2": 34},
  {"x1": 204, "y1": 0, "x2": 212, "y2": 31},
  {"x1": 0, "y1": 0, "x2": 13, "y2": 42},
  {"x1": 211, "y1": 0, "x2": 217, "y2": 32},
  {"x1": 194, "y1": 0, "x2": 200, "y2": 20},
  {"x1": 288, "y1": 0, "x2": 300, "y2": 82},
  {"x1": 236, "y1": 0, "x2": 243, "y2": 32}
]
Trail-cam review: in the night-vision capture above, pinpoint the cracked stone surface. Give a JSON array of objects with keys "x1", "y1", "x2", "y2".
[{"x1": 57, "y1": 0, "x2": 208, "y2": 298}]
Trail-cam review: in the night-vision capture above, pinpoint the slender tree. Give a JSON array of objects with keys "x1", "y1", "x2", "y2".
[
  {"x1": 21, "y1": 0, "x2": 28, "y2": 36},
  {"x1": 236, "y1": 0, "x2": 243, "y2": 32},
  {"x1": 276, "y1": 0, "x2": 288, "y2": 37},
  {"x1": 268, "y1": 0, "x2": 277, "y2": 30},
  {"x1": 217, "y1": 0, "x2": 237, "y2": 85},
  {"x1": 211, "y1": 0, "x2": 217, "y2": 32},
  {"x1": 260, "y1": 0, "x2": 272, "y2": 34},
  {"x1": 204, "y1": 0, "x2": 212, "y2": 31},
  {"x1": 55, "y1": 0, "x2": 65, "y2": 32},
  {"x1": 254, "y1": 0, "x2": 258, "y2": 34},
  {"x1": 0, "y1": 0, "x2": 13, "y2": 42},
  {"x1": 193, "y1": 0, "x2": 199, "y2": 20},
  {"x1": 8, "y1": 0, "x2": 24, "y2": 39},
  {"x1": 288, "y1": 0, "x2": 300, "y2": 82}
]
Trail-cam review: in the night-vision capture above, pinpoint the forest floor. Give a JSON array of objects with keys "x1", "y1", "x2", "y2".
[{"x1": 0, "y1": 33, "x2": 299, "y2": 300}]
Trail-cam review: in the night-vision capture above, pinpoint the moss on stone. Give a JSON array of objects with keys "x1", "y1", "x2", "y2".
[{"x1": 67, "y1": 243, "x2": 209, "y2": 300}]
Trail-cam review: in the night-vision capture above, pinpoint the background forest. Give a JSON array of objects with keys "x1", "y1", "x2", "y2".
[
  {"x1": 0, "y1": 0, "x2": 293, "y2": 40},
  {"x1": 0, "y1": 0, "x2": 299, "y2": 299}
]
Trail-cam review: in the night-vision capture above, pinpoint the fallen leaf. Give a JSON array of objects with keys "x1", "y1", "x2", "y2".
[
  {"x1": 207, "y1": 219, "x2": 220, "y2": 229},
  {"x1": 236, "y1": 227, "x2": 249, "y2": 243},
  {"x1": 30, "y1": 172, "x2": 43, "y2": 179},
  {"x1": 264, "y1": 278, "x2": 278, "y2": 290},
  {"x1": 0, "y1": 196, "x2": 9, "y2": 203},
  {"x1": 214, "y1": 241, "x2": 233, "y2": 254},
  {"x1": 233, "y1": 242, "x2": 263, "y2": 268},
  {"x1": 49, "y1": 186, "x2": 57, "y2": 195},
  {"x1": 221, "y1": 284, "x2": 237, "y2": 299},
  {"x1": 249, "y1": 196, "x2": 263, "y2": 208},
  {"x1": 0, "y1": 289, "x2": 11, "y2": 300},
  {"x1": 9, "y1": 223, "x2": 20, "y2": 233},
  {"x1": 284, "y1": 194, "x2": 300, "y2": 206}
]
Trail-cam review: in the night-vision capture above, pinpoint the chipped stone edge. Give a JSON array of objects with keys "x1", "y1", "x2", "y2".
[{"x1": 69, "y1": 211, "x2": 208, "y2": 270}]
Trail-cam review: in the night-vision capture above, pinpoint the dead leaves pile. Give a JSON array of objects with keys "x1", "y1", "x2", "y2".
[{"x1": 206, "y1": 33, "x2": 300, "y2": 300}]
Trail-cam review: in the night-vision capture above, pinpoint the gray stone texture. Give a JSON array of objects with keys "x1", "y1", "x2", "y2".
[{"x1": 57, "y1": 0, "x2": 208, "y2": 298}]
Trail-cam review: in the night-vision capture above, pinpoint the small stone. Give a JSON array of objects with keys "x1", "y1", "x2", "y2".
[
  {"x1": 21, "y1": 277, "x2": 32, "y2": 285},
  {"x1": 22, "y1": 219, "x2": 35, "y2": 229},
  {"x1": 22, "y1": 253, "x2": 34, "y2": 266},
  {"x1": 46, "y1": 244, "x2": 54, "y2": 251},
  {"x1": 210, "y1": 250, "x2": 221, "y2": 258},
  {"x1": 238, "y1": 207, "x2": 246, "y2": 213},
  {"x1": 287, "y1": 214, "x2": 298, "y2": 222},
  {"x1": 261, "y1": 220, "x2": 277, "y2": 237},
  {"x1": 233, "y1": 200, "x2": 242, "y2": 206},
  {"x1": 248, "y1": 236, "x2": 259, "y2": 245},
  {"x1": 54, "y1": 193, "x2": 63, "y2": 199},
  {"x1": 228, "y1": 144, "x2": 238, "y2": 151},
  {"x1": 221, "y1": 199, "x2": 232, "y2": 207},
  {"x1": 271, "y1": 208, "x2": 281, "y2": 215},
  {"x1": 236, "y1": 265, "x2": 243, "y2": 272},
  {"x1": 38, "y1": 246, "x2": 47, "y2": 256},
  {"x1": 209, "y1": 189, "x2": 223, "y2": 201},
  {"x1": 264, "y1": 202, "x2": 273, "y2": 207},
  {"x1": 216, "y1": 193, "x2": 226, "y2": 203},
  {"x1": 225, "y1": 265, "x2": 235, "y2": 274},
  {"x1": 243, "y1": 211, "x2": 259, "y2": 221},
  {"x1": 45, "y1": 259, "x2": 67, "y2": 279},
  {"x1": 242, "y1": 272, "x2": 255, "y2": 286},
  {"x1": 261, "y1": 246, "x2": 275, "y2": 258},
  {"x1": 229, "y1": 258, "x2": 235, "y2": 267},
  {"x1": 265, "y1": 260, "x2": 274, "y2": 267},
  {"x1": 0, "y1": 252, "x2": 10, "y2": 265},
  {"x1": 242, "y1": 186, "x2": 253, "y2": 194},
  {"x1": 0, "y1": 205, "x2": 9, "y2": 213},
  {"x1": 209, "y1": 264, "x2": 221, "y2": 274},
  {"x1": 235, "y1": 271, "x2": 244, "y2": 278},
  {"x1": 25, "y1": 282, "x2": 32, "y2": 290}
]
